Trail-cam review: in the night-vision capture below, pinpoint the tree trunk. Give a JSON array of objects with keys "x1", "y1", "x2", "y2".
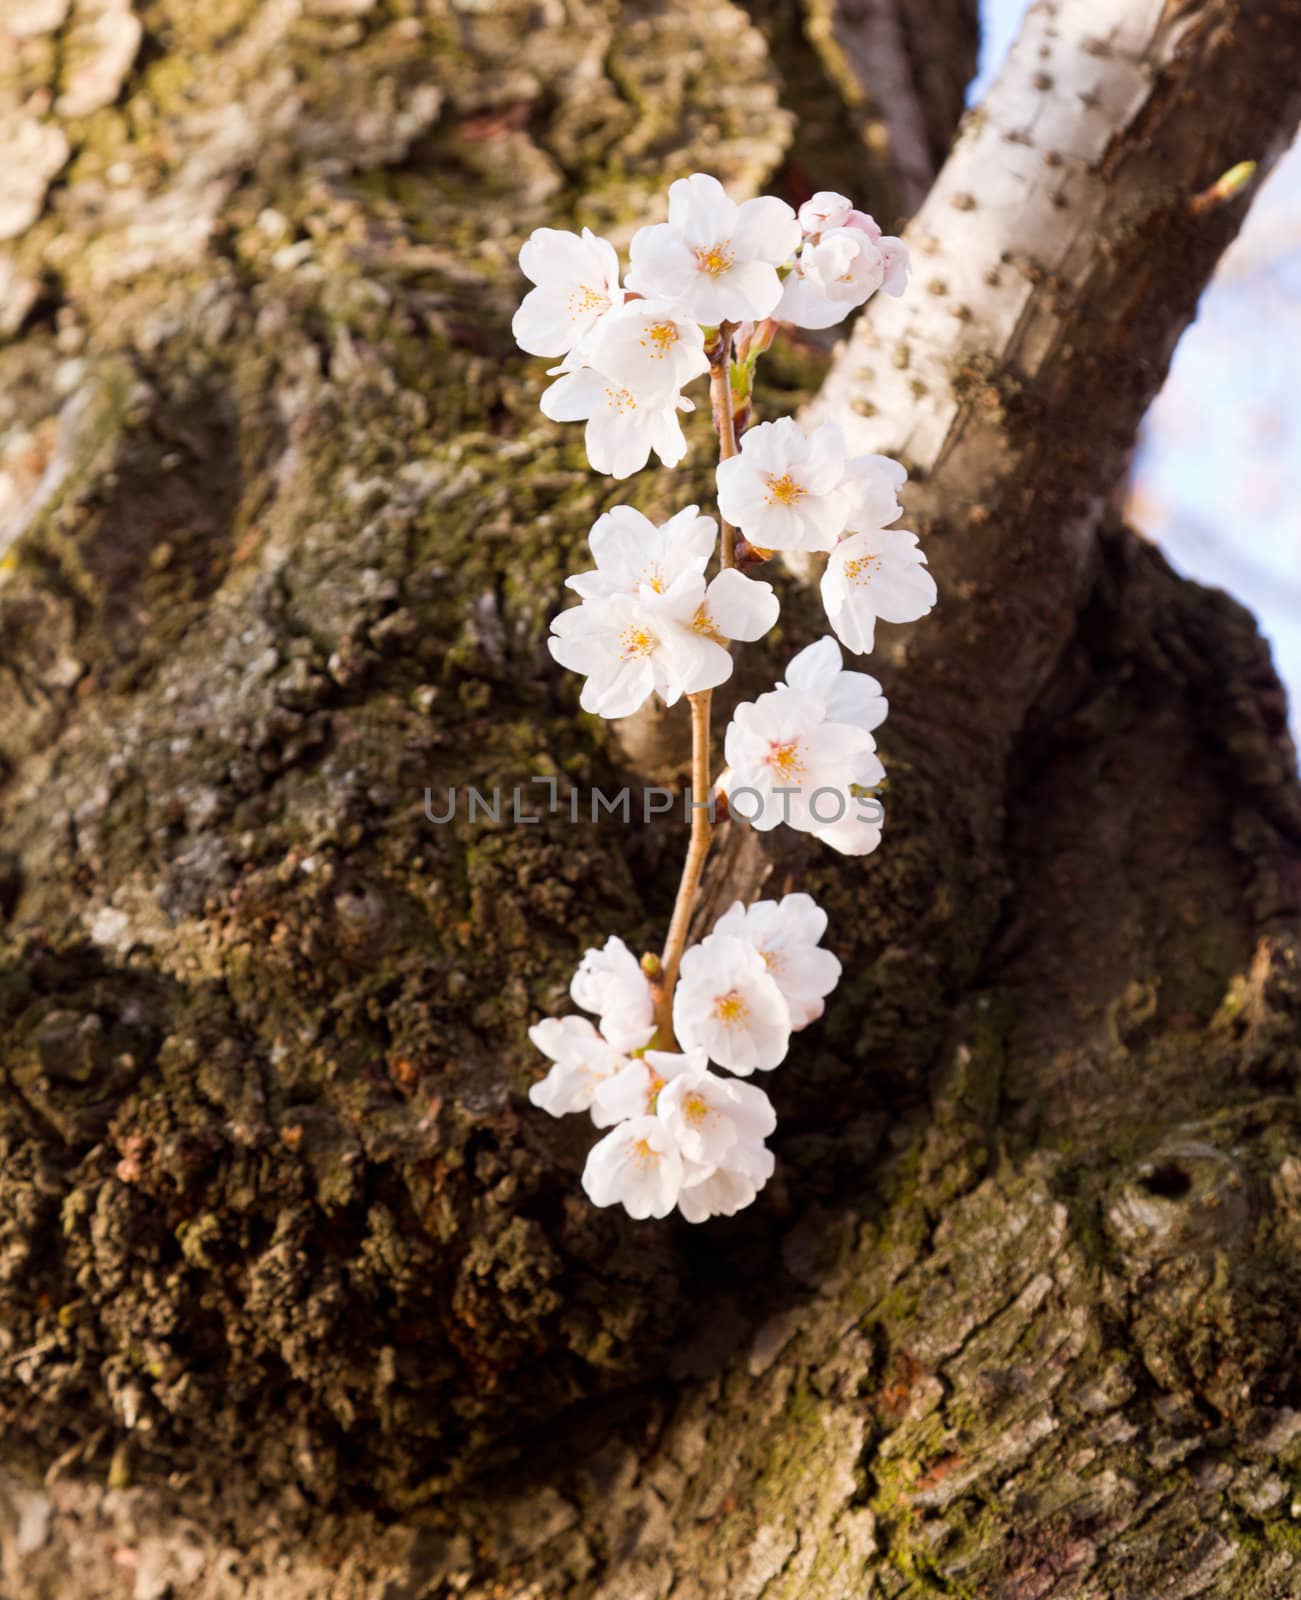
[{"x1": 3, "y1": 1, "x2": 1301, "y2": 1597}]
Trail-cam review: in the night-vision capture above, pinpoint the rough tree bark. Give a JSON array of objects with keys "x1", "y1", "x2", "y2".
[{"x1": 2, "y1": 1, "x2": 1301, "y2": 1597}]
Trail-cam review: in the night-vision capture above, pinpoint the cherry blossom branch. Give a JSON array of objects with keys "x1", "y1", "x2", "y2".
[{"x1": 515, "y1": 176, "x2": 934, "y2": 1222}]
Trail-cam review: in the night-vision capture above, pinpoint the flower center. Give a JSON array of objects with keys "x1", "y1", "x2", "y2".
[
  {"x1": 640, "y1": 320, "x2": 679, "y2": 358},
  {"x1": 694, "y1": 242, "x2": 735, "y2": 277},
  {"x1": 631, "y1": 1137, "x2": 658, "y2": 1168},
  {"x1": 763, "y1": 472, "x2": 805, "y2": 507},
  {"x1": 715, "y1": 990, "x2": 749, "y2": 1025},
  {"x1": 641, "y1": 565, "x2": 666, "y2": 593},
  {"x1": 645, "y1": 1069, "x2": 667, "y2": 1112},
  {"x1": 765, "y1": 738, "x2": 806, "y2": 780},
  {"x1": 690, "y1": 605, "x2": 724, "y2": 641},
  {"x1": 569, "y1": 284, "x2": 610, "y2": 318},
  {"x1": 682, "y1": 1092, "x2": 709, "y2": 1125},
  {"x1": 843, "y1": 554, "x2": 881, "y2": 585},
  {"x1": 602, "y1": 384, "x2": 638, "y2": 415},
  {"x1": 761, "y1": 947, "x2": 783, "y2": 974},
  {"x1": 619, "y1": 625, "x2": 658, "y2": 660}
]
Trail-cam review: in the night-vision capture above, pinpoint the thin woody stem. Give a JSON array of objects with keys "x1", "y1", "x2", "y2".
[
  {"x1": 655, "y1": 691, "x2": 713, "y2": 1044},
  {"x1": 653, "y1": 322, "x2": 742, "y2": 1044},
  {"x1": 708, "y1": 322, "x2": 739, "y2": 570}
]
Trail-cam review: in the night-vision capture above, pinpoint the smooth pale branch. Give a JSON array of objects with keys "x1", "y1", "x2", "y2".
[
  {"x1": 527, "y1": 1015, "x2": 628, "y2": 1116},
  {"x1": 673, "y1": 933, "x2": 791, "y2": 1074},
  {"x1": 712, "y1": 892, "x2": 841, "y2": 1030},
  {"x1": 678, "y1": 1140, "x2": 776, "y2": 1223},
  {"x1": 821, "y1": 527, "x2": 937, "y2": 655},
  {"x1": 582, "y1": 1115, "x2": 684, "y2": 1219},
  {"x1": 587, "y1": 300, "x2": 711, "y2": 401},
  {"x1": 570, "y1": 934, "x2": 656, "y2": 1052},
  {"x1": 567, "y1": 505, "x2": 716, "y2": 602},
  {"x1": 656, "y1": 1055, "x2": 777, "y2": 1166},
  {"x1": 549, "y1": 567, "x2": 779, "y2": 717},
  {"x1": 540, "y1": 366, "x2": 693, "y2": 479},
  {"x1": 715, "y1": 417, "x2": 855, "y2": 553},
  {"x1": 513, "y1": 227, "x2": 622, "y2": 358},
  {"x1": 627, "y1": 172, "x2": 801, "y2": 325}
]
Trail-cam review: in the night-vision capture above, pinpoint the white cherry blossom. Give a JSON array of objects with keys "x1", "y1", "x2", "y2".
[
  {"x1": 715, "y1": 417, "x2": 855, "y2": 553},
  {"x1": 844, "y1": 453, "x2": 907, "y2": 532},
  {"x1": 780, "y1": 203, "x2": 910, "y2": 328},
  {"x1": 797, "y1": 191, "x2": 854, "y2": 235},
  {"x1": 712, "y1": 892, "x2": 841, "y2": 1029},
  {"x1": 690, "y1": 567, "x2": 780, "y2": 647},
  {"x1": 722, "y1": 685, "x2": 882, "y2": 833},
  {"x1": 549, "y1": 592, "x2": 671, "y2": 717},
  {"x1": 550, "y1": 567, "x2": 779, "y2": 717},
  {"x1": 582, "y1": 1115, "x2": 684, "y2": 1219},
  {"x1": 673, "y1": 933, "x2": 791, "y2": 1073},
  {"x1": 656, "y1": 1055, "x2": 776, "y2": 1165},
  {"x1": 540, "y1": 366, "x2": 692, "y2": 479},
  {"x1": 527, "y1": 1016, "x2": 627, "y2": 1116},
  {"x1": 567, "y1": 505, "x2": 716, "y2": 601},
  {"x1": 777, "y1": 231, "x2": 883, "y2": 330},
  {"x1": 678, "y1": 1141, "x2": 776, "y2": 1223},
  {"x1": 782, "y1": 636, "x2": 888, "y2": 734},
  {"x1": 839, "y1": 208, "x2": 909, "y2": 294},
  {"x1": 513, "y1": 227, "x2": 622, "y2": 358},
  {"x1": 592, "y1": 1048, "x2": 692, "y2": 1128},
  {"x1": 570, "y1": 935, "x2": 656, "y2": 1051},
  {"x1": 821, "y1": 527, "x2": 937, "y2": 655},
  {"x1": 587, "y1": 299, "x2": 711, "y2": 400},
  {"x1": 627, "y1": 173, "x2": 800, "y2": 325},
  {"x1": 721, "y1": 658, "x2": 886, "y2": 854},
  {"x1": 772, "y1": 650, "x2": 890, "y2": 852}
]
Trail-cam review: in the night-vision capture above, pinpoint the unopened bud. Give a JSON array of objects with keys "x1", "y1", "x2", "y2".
[
  {"x1": 734, "y1": 536, "x2": 773, "y2": 570},
  {"x1": 1190, "y1": 160, "x2": 1256, "y2": 216}
]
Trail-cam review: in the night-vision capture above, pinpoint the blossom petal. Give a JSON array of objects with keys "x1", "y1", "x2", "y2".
[
  {"x1": 703, "y1": 568, "x2": 780, "y2": 641},
  {"x1": 731, "y1": 195, "x2": 800, "y2": 264},
  {"x1": 667, "y1": 172, "x2": 737, "y2": 247}
]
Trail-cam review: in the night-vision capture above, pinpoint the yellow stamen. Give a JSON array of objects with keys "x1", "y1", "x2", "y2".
[
  {"x1": 619, "y1": 626, "x2": 657, "y2": 660},
  {"x1": 639, "y1": 321, "x2": 679, "y2": 358},
  {"x1": 569, "y1": 285, "x2": 609, "y2": 317},
  {"x1": 602, "y1": 385, "x2": 638, "y2": 415},
  {"x1": 715, "y1": 990, "x2": 749, "y2": 1025},
  {"x1": 843, "y1": 554, "x2": 881, "y2": 584},
  {"x1": 682, "y1": 1092, "x2": 709, "y2": 1125},
  {"x1": 694, "y1": 242, "x2": 735, "y2": 277},
  {"x1": 763, "y1": 472, "x2": 805, "y2": 507},
  {"x1": 766, "y1": 738, "x2": 805, "y2": 780},
  {"x1": 690, "y1": 606, "x2": 723, "y2": 641}
]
